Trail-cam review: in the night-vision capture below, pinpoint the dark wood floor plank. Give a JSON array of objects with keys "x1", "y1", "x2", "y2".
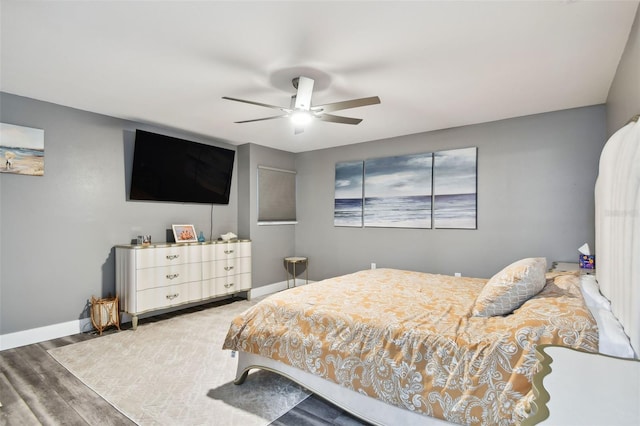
[
  {"x1": 39, "y1": 333, "x2": 95, "y2": 350},
  {"x1": 291, "y1": 395, "x2": 345, "y2": 420},
  {"x1": 24, "y1": 342, "x2": 134, "y2": 425},
  {"x1": 0, "y1": 371, "x2": 41, "y2": 425},
  {"x1": 270, "y1": 394, "x2": 370, "y2": 426},
  {"x1": 0, "y1": 346, "x2": 88, "y2": 426},
  {"x1": 1, "y1": 341, "x2": 131, "y2": 425}
]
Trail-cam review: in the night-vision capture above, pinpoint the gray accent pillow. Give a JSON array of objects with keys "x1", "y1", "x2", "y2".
[{"x1": 472, "y1": 257, "x2": 547, "y2": 317}]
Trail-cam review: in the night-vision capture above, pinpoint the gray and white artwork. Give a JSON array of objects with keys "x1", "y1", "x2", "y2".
[
  {"x1": 433, "y1": 147, "x2": 477, "y2": 229},
  {"x1": 333, "y1": 148, "x2": 476, "y2": 229},
  {"x1": 364, "y1": 153, "x2": 433, "y2": 228},
  {"x1": 334, "y1": 161, "x2": 364, "y2": 227}
]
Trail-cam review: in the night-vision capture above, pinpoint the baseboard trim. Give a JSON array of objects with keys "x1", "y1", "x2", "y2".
[
  {"x1": 0, "y1": 280, "x2": 314, "y2": 351},
  {"x1": 0, "y1": 317, "x2": 94, "y2": 351},
  {"x1": 251, "y1": 280, "x2": 288, "y2": 298},
  {"x1": 251, "y1": 279, "x2": 314, "y2": 299}
]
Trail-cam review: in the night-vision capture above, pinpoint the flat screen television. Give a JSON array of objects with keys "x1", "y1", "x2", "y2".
[{"x1": 129, "y1": 130, "x2": 235, "y2": 204}]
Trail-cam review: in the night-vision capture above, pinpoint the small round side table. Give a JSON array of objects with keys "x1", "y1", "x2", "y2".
[{"x1": 284, "y1": 256, "x2": 308, "y2": 288}]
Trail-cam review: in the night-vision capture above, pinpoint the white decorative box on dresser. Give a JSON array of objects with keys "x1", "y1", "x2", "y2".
[{"x1": 116, "y1": 240, "x2": 251, "y2": 329}]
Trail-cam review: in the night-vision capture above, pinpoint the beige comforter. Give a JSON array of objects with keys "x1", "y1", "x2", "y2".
[{"x1": 223, "y1": 268, "x2": 598, "y2": 425}]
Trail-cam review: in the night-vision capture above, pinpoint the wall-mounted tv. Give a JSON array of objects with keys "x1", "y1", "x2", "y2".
[{"x1": 129, "y1": 130, "x2": 235, "y2": 204}]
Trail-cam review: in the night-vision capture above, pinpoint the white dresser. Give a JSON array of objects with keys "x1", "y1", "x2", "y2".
[{"x1": 116, "y1": 240, "x2": 251, "y2": 328}]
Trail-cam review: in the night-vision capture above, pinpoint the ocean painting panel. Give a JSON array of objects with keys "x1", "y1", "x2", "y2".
[
  {"x1": 364, "y1": 152, "x2": 433, "y2": 228},
  {"x1": 334, "y1": 161, "x2": 364, "y2": 227},
  {"x1": 1, "y1": 123, "x2": 45, "y2": 176},
  {"x1": 433, "y1": 147, "x2": 477, "y2": 229}
]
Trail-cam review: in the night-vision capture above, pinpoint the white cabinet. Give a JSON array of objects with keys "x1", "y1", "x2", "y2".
[
  {"x1": 116, "y1": 240, "x2": 251, "y2": 328},
  {"x1": 525, "y1": 345, "x2": 640, "y2": 425}
]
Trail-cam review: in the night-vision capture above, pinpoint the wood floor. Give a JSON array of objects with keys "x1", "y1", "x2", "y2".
[
  {"x1": 0, "y1": 302, "x2": 369, "y2": 426},
  {"x1": 1, "y1": 333, "x2": 135, "y2": 426}
]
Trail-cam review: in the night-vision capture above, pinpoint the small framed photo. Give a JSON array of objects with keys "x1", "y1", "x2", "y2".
[{"x1": 172, "y1": 224, "x2": 197, "y2": 243}]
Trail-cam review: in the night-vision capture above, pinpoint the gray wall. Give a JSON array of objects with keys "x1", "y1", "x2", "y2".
[
  {"x1": 237, "y1": 143, "x2": 297, "y2": 287},
  {"x1": 607, "y1": 4, "x2": 640, "y2": 136},
  {"x1": 295, "y1": 106, "x2": 607, "y2": 280},
  {"x1": 0, "y1": 98, "x2": 611, "y2": 336},
  {"x1": 0, "y1": 93, "x2": 239, "y2": 334}
]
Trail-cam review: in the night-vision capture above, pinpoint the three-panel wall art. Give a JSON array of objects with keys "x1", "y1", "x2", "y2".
[{"x1": 334, "y1": 147, "x2": 477, "y2": 229}]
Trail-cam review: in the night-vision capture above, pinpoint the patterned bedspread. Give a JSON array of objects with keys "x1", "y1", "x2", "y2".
[{"x1": 223, "y1": 268, "x2": 598, "y2": 425}]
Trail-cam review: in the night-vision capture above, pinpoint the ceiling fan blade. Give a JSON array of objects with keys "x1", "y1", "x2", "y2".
[
  {"x1": 318, "y1": 114, "x2": 363, "y2": 125},
  {"x1": 222, "y1": 96, "x2": 291, "y2": 113},
  {"x1": 312, "y1": 96, "x2": 380, "y2": 113},
  {"x1": 294, "y1": 126, "x2": 305, "y2": 135},
  {"x1": 234, "y1": 115, "x2": 287, "y2": 124},
  {"x1": 294, "y1": 76, "x2": 314, "y2": 111}
]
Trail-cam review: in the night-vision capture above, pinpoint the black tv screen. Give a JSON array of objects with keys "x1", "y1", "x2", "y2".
[{"x1": 129, "y1": 130, "x2": 235, "y2": 204}]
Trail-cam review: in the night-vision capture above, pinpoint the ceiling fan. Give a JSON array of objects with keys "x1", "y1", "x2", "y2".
[{"x1": 222, "y1": 76, "x2": 380, "y2": 134}]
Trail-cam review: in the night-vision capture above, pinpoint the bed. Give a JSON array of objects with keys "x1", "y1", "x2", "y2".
[{"x1": 223, "y1": 117, "x2": 639, "y2": 425}]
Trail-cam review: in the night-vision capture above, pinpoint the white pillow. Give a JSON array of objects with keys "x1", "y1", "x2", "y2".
[
  {"x1": 472, "y1": 257, "x2": 547, "y2": 317},
  {"x1": 580, "y1": 275, "x2": 611, "y2": 309}
]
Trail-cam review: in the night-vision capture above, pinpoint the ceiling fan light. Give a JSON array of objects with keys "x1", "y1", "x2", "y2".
[{"x1": 290, "y1": 110, "x2": 313, "y2": 126}]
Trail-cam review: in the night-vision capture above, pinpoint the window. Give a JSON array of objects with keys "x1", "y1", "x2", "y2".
[{"x1": 257, "y1": 166, "x2": 297, "y2": 224}]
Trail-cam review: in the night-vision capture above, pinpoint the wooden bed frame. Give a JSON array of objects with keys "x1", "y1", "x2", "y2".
[{"x1": 233, "y1": 117, "x2": 640, "y2": 425}]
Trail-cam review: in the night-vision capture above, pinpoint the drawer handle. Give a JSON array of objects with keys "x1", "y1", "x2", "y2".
[
  {"x1": 224, "y1": 250, "x2": 234, "y2": 254},
  {"x1": 166, "y1": 293, "x2": 179, "y2": 300},
  {"x1": 166, "y1": 254, "x2": 180, "y2": 260},
  {"x1": 166, "y1": 273, "x2": 180, "y2": 280},
  {"x1": 224, "y1": 283, "x2": 235, "y2": 288},
  {"x1": 224, "y1": 266, "x2": 234, "y2": 271}
]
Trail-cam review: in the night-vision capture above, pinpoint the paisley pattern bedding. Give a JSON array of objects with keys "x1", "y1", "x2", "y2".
[{"x1": 223, "y1": 268, "x2": 598, "y2": 425}]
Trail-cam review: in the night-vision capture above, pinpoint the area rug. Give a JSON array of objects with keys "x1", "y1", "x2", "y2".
[{"x1": 48, "y1": 299, "x2": 311, "y2": 425}]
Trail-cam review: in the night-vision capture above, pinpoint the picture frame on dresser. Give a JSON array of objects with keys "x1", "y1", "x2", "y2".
[{"x1": 172, "y1": 224, "x2": 197, "y2": 243}]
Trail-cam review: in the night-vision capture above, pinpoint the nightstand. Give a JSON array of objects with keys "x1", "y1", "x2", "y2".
[
  {"x1": 284, "y1": 256, "x2": 308, "y2": 288},
  {"x1": 550, "y1": 261, "x2": 595, "y2": 275},
  {"x1": 524, "y1": 345, "x2": 640, "y2": 425}
]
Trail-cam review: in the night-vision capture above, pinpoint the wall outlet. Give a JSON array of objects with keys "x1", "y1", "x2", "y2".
[
  {"x1": 371, "y1": 262, "x2": 377, "y2": 270},
  {"x1": 454, "y1": 272, "x2": 462, "y2": 277}
]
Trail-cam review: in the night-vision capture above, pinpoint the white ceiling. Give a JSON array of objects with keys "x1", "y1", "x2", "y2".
[{"x1": 1, "y1": 1, "x2": 638, "y2": 153}]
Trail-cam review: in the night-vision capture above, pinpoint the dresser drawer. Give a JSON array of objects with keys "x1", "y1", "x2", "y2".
[
  {"x1": 136, "y1": 281, "x2": 202, "y2": 313},
  {"x1": 135, "y1": 262, "x2": 201, "y2": 291},
  {"x1": 235, "y1": 272, "x2": 251, "y2": 291},
  {"x1": 201, "y1": 242, "x2": 237, "y2": 261},
  {"x1": 209, "y1": 272, "x2": 251, "y2": 296},
  {"x1": 202, "y1": 241, "x2": 251, "y2": 260},
  {"x1": 202, "y1": 256, "x2": 251, "y2": 280},
  {"x1": 236, "y1": 241, "x2": 251, "y2": 258},
  {"x1": 135, "y1": 245, "x2": 202, "y2": 269},
  {"x1": 215, "y1": 242, "x2": 240, "y2": 259}
]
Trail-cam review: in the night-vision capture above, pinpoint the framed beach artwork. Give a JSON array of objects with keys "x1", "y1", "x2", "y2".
[
  {"x1": 433, "y1": 147, "x2": 477, "y2": 229},
  {"x1": 364, "y1": 152, "x2": 433, "y2": 228},
  {"x1": 172, "y1": 224, "x2": 198, "y2": 243},
  {"x1": 0, "y1": 123, "x2": 45, "y2": 176},
  {"x1": 334, "y1": 161, "x2": 364, "y2": 227}
]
